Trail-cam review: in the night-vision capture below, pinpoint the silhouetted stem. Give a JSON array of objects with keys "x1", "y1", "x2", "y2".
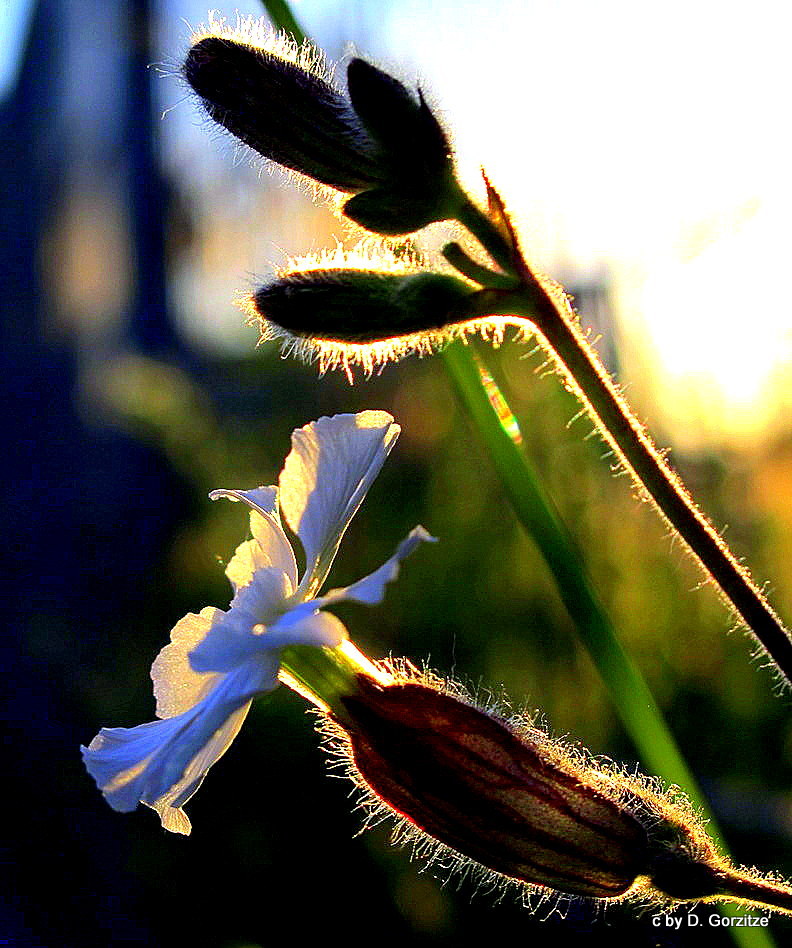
[
  {"x1": 516, "y1": 281, "x2": 792, "y2": 687},
  {"x1": 459, "y1": 196, "x2": 792, "y2": 687},
  {"x1": 455, "y1": 196, "x2": 514, "y2": 272}
]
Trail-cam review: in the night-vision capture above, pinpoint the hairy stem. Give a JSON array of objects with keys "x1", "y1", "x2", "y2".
[
  {"x1": 459, "y1": 197, "x2": 792, "y2": 687},
  {"x1": 517, "y1": 282, "x2": 792, "y2": 686},
  {"x1": 717, "y1": 872, "x2": 792, "y2": 917}
]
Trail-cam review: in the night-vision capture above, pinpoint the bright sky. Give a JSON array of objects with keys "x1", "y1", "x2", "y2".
[
  {"x1": 162, "y1": 1, "x2": 792, "y2": 440},
  {"x1": 375, "y1": 0, "x2": 792, "y2": 442},
  {"x1": 5, "y1": 0, "x2": 789, "y2": 438}
]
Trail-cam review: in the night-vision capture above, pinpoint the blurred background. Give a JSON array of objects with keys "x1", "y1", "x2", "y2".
[{"x1": 3, "y1": 0, "x2": 792, "y2": 945}]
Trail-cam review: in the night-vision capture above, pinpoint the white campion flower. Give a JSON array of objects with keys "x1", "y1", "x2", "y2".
[{"x1": 82, "y1": 411, "x2": 432, "y2": 835}]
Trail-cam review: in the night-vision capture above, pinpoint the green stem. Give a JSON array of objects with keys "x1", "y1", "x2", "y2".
[
  {"x1": 260, "y1": 0, "x2": 306, "y2": 43},
  {"x1": 280, "y1": 643, "x2": 362, "y2": 721},
  {"x1": 442, "y1": 341, "x2": 773, "y2": 946},
  {"x1": 443, "y1": 344, "x2": 696, "y2": 793}
]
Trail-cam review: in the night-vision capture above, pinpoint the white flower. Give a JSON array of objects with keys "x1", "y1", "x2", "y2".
[{"x1": 82, "y1": 411, "x2": 433, "y2": 834}]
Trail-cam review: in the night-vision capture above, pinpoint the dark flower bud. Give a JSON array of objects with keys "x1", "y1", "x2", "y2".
[
  {"x1": 183, "y1": 33, "x2": 381, "y2": 193},
  {"x1": 341, "y1": 60, "x2": 460, "y2": 234},
  {"x1": 251, "y1": 269, "x2": 473, "y2": 344},
  {"x1": 323, "y1": 673, "x2": 792, "y2": 912},
  {"x1": 346, "y1": 59, "x2": 449, "y2": 171},
  {"x1": 240, "y1": 251, "x2": 502, "y2": 376},
  {"x1": 240, "y1": 246, "x2": 511, "y2": 377},
  {"x1": 182, "y1": 19, "x2": 464, "y2": 235}
]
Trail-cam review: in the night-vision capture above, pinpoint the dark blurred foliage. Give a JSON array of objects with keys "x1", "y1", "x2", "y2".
[{"x1": 3, "y1": 2, "x2": 792, "y2": 946}]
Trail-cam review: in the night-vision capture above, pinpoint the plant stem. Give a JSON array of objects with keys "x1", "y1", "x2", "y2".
[
  {"x1": 717, "y1": 872, "x2": 792, "y2": 916},
  {"x1": 280, "y1": 641, "x2": 388, "y2": 721},
  {"x1": 515, "y1": 282, "x2": 792, "y2": 686},
  {"x1": 459, "y1": 196, "x2": 792, "y2": 687},
  {"x1": 442, "y1": 341, "x2": 773, "y2": 947},
  {"x1": 443, "y1": 343, "x2": 697, "y2": 795},
  {"x1": 260, "y1": 0, "x2": 306, "y2": 43}
]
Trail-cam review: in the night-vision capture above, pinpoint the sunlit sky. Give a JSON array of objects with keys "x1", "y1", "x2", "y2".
[{"x1": 165, "y1": 0, "x2": 792, "y2": 442}]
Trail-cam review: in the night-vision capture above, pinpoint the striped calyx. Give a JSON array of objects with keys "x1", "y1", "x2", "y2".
[{"x1": 338, "y1": 679, "x2": 650, "y2": 899}]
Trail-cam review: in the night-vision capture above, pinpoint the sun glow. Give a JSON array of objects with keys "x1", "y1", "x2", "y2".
[
  {"x1": 381, "y1": 0, "x2": 792, "y2": 442},
  {"x1": 629, "y1": 199, "x2": 792, "y2": 444}
]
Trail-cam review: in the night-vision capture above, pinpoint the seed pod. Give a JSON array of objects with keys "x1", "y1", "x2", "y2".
[
  {"x1": 336, "y1": 677, "x2": 650, "y2": 899},
  {"x1": 322, "y1": 673, "x2": 792, "y2": 911}
]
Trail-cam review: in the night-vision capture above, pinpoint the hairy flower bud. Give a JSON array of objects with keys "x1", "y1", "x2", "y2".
[
  {"x1": 341, "y1": 59, "x2": 460, "y2": 234},
  {"x1": 322, "y1": 673, "x2": 792, "y2": 911},
  {"x1": 183, "y1": 35, "x2": 381, "y2": 193},
  {"x1": 241, "y1": 245, "x2": 510, "y2": 378},
  {"x1": 182, "y1": 18, "x2": 463, "y2": 235},
  {"x1": 252, "y1": 270, "x2": 474, "y2": 344}
]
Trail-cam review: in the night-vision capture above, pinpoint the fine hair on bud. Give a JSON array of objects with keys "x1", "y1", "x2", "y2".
[
  {"x1": 253, "y1": 270, "x2": 473, "y2": 342},
  {"x1": 318, "y1": 663, "x2": 792, "y2": 914},
  {"x1": 240, "y1": 244, "x2": 520, "y2": 380},
  {"x1": 183, "y1": 21, "x2": 382, "y2": 193},
  {"x1": 181, "y1": 15, "x2": 464, "y2": 236}
]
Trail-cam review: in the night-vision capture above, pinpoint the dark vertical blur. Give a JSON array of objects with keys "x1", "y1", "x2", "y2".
[{"x1": 2, "y1": 1, "x2": 183, "y2": 943}]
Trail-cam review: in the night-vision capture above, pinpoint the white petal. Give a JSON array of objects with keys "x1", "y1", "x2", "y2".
[
  {"x1": 190, "y1": 587, "x2": 347, "y2": 676},
  {"x1": 81, "y1": 658, "x2": 277, "y2": 834},
  {"x1": 267, "y1": 609, "x2": 348, "y2": 649},
  {"x1": 315, "y1": 526, "x2": 436, "y2": 608},
  {"x1": 279, "y1": 412, "x2": 400, "y2": 598},
  {"x1": 151, "y1": 608, "x2": 224, "y2": 719},
  {"x1": 227, "y1": 566, "x2": 293, "y2": 625},
  {"x1": 210, "y1": 487, "x2": 298, "y2": 590},
  {"x1": 210, "y1": 486, "x2": 278, "y2": 517},
  {"x1": 223, "y1": 538, "x2": 270, "y2": 593},
  {"x1": 188, "y1": 568, "x2": 293, "y2": 673},
  {"x1": 147, "y1": 700, "x2": 251, "y2": 834}
]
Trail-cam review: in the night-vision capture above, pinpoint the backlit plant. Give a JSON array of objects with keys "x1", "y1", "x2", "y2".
[{"x1": 83, "y1": 8, "x2": 792, "y2": 937}]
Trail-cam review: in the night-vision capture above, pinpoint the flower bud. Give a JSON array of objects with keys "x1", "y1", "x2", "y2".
[
  {"x1": 251, "y1": 269, "x2": 474, "y2": 344},
  {"x1": 325, "y1": 674, "x2": 777, "y2": 908},
  {"x1": 182, "y1": 19, "x2": 463, "y2": 235},
  {"x1": 341, "y1": 59, "x2": 461, "y2": 234},
  {"x1": 183, "y1": 34, "x2": 381, "y2": 193}
]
